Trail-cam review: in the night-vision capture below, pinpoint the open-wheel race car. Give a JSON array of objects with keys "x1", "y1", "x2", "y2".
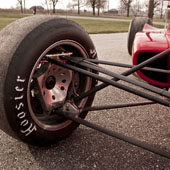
[{"x1": 1, "y1": 15, "x2": 170, "y2": 160}]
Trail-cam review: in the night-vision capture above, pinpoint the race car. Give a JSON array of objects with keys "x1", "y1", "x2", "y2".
[
  {"x1": 1, "y1": 13, "x2": 170, "y2": 149},
  {"x1": 127, "y1": 16, "x2": 170, "y2": 88}
]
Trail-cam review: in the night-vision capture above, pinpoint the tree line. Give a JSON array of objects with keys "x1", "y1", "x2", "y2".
[
  {"x1": 17, "y1": 0, "x2": 165, "y2": 19},
  {"x1": 17, "y1": 0, "x2": 59, "y2": 14},
  {"x1": 120, "y1": 0, "x2": 161, "y2": 18}
]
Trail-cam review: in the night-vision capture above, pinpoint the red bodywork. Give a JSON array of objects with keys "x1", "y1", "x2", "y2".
[{"x1": 132, "y1": 23, "x2": 170, "y2": 88}]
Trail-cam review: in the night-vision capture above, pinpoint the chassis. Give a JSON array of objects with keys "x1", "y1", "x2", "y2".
[{"x1": 0, "y1": 16, "x2": 170, "y2": 160}]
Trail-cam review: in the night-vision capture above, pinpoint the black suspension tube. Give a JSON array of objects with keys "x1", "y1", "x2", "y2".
[
  {"x1": 47, "y1": 58, "x2": 170, "y2": 107},
  {"x1": 64, "y1": 57, "x2": 170, "y2": 98},
  {"x1": 118, "y1": 48, "x2": 170, "y2": 75},
  {"x1": 86, "y1": 59, "x2": 170, "y2": 74},
  {"x1": 74, "y1": 49, "x2": 170, "y2": 101},
  {"x1": 75, "y1": 81, "x2": 111, "y2": 101},
  {"x1": 59, "y1": 111, "x2": 170, "y2": 160},
  {"x1": 81, "y1": 101, "x2": 155, "y2": 112}
]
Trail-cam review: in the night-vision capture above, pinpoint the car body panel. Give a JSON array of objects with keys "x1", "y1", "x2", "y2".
[{"x1": 132, "y1": 23, "x2": 170, "y2": 87}]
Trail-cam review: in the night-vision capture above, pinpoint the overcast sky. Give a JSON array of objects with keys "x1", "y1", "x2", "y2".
[{"x1": 0, "y1": 0, "x2": 120, "y2": 9}]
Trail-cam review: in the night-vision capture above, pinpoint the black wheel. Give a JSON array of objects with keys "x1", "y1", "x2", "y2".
[
  {"x1": 0, "y1": 16, "x2": 98, "y2": 146},
  {"x1": 127, "y1": 17, "x2": 152, "y2": 55}
]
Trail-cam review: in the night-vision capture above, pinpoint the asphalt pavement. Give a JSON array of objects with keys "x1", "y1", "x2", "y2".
[
  {"x1": 0, "y1": 33, "x2": 170, "y2": 170},
  {"x1": 60, "y1": 15, "x2": 165, "y2": 26}
]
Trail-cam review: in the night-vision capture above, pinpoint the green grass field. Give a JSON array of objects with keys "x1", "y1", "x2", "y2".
[
  {"x1": 0, "y1": 12, "x2": 26, "y2": 30},
  {"x1": 69, "y1": 18, "x2": 130, "y2": 34},
  {"x1": 0, "y1": 12, "x2": 164, "y2": 34}
]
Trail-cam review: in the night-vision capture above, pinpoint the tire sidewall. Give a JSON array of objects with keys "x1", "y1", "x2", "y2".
[{"x1": 127, "y1": 17, "x2": 152, "y2": 55}]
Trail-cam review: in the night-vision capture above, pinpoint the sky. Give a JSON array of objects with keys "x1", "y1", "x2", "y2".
[{"x1": 0, "y1": 0, "x2": 120, "y2": 10}]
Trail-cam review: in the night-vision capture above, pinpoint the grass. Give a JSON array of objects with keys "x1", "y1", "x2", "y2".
[
  {"x1": 0, "y1": 13, "x2": 131, "y2": 33},
  {"x1": 153, "y1": 24, "x2": 164, "y2": 28},
  {"x1": 0, "y1": 18, "x2": 16, "y2": 30},
  {"x1": 153, "y1": 18, "x2": 165, "y2": 23},
  {"x1": 69, "y1": 18, "x2": 130, "y2": 34},
  {"x1": 0, "y1": 12, "x2": 25, "y2": 18},
  {"x1": 0, "y1": 12, "x2": 164, "y2": 34},
  {"x1": 0, "y1": 12, "x2": 26, "y2": 30}
]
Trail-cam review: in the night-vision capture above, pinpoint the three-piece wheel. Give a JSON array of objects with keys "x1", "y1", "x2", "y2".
[{"x1": 0, "y1": 16, "x2": 97, "y2": 146}]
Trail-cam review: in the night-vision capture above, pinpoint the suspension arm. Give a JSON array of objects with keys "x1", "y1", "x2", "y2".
[
  {"x1": 73, "y1": 48, "x2": 170, "y2": 101},
  {"x1": 85, "y1": 59, "x2": 170, "y2": 74},
  {"x1": 47, "y1": 58, "x2": 170, "y2": 107},
  {"x1": 61, "y1": 56, "x2": 170, "y2": 99},
  {"x1": 80, "y1": 101, "x2": 155, "y2": 112},
  {"x1": 58, "y1": 110, "x2": 170, "y2": 160}
]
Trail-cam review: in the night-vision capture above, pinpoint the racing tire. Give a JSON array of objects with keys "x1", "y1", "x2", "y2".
[
  {"x1": 0, "y1": 16, "x2": 98, "y2": 146},
  {"x1": 127, "y1": 17, "x2": 152, "y2": 55}
]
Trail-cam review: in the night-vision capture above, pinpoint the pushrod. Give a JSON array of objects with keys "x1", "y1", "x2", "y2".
[
  {"x1": 47, "y1": 58, "x2": 170, "y2": 107},
  {"x1": 73, "y1": 49, "x2": 170, "y2": 101},
  {"x1": 81, "y1": 101, "x2": 155, "y2": 112},
  {"x1": 62, "y1": 57, "x2": 170, "y2": 98},
  {"x1": 59, "y1": 111, "x2": 170, "y2": 160},
  {"x1": 85, "y1": 59, "x2": 170, "y2": 74}
]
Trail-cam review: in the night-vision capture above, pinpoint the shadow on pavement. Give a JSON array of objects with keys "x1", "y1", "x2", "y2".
[{"x1": 28, "y1": 127, "x2": 170, "y2": 170}]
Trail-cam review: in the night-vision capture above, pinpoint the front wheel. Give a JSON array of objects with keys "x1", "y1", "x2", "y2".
[
  {"x1": 0, "y1": 16, "x2": 98, "y2": 146},
  {"x1": 127, "y1": 17, "x2": 152, "y2": 55}
]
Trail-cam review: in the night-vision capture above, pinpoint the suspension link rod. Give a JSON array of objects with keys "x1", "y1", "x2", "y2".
[
  {"x1": 59, "y1": 111, "x2": 170, "y2": 160},
  {"x1": 81, "y1": 101, "x2": 155, "y2": 112},
  {"x1": 62, "y1": 57, "x2": 170, "y2": 99},
  {"x1": 47, "y1": 58, "x2": 170, "y2": 107},
  {"x1": 73, "y1": 48, "x2": 170, "y2": 101},
  {"x1": 85, "y1": 59, "x2": 170, "y2": 74}
]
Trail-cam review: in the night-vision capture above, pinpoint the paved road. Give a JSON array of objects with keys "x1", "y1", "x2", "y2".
[
  {"x1": 60, "y1": 15, "x2": 165, "y2": 25},
  {"x1": 0, "y1": 33, "x2": 170, "y2": 170}
]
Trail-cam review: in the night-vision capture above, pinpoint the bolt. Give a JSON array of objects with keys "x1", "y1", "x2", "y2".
[
  {"x1": 65, "y1": 103, "x2": 70, "y2": 110},
  {"x1": 52, "y1": 95, "x2": 55, "y2": 100},
  {"x1": 66, "y1": 103, "x2": 70, "y2": 108}
]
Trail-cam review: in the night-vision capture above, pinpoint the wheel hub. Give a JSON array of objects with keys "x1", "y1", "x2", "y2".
[
  {"x1": 36, "y1": 64, "x2": 72, "y2": 113},
  {"x1": 45, "y1": 76, "x2": 56, "y2": 90}
]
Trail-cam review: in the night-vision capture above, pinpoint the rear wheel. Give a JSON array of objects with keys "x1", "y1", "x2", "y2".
[
  {"x1": 127, "y1": 17, "x2": 152, "y2": 55},
  {"x1": 0, "y1": 16, "x2": 98, "y2": 146}
]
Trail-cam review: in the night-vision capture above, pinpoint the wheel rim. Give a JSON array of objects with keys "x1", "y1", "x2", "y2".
[{"x1": 27, "y1": 40, "x2": 91, "y2": 131}]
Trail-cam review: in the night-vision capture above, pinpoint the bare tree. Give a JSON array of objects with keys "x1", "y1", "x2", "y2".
[
  {"x1": 23, "y1": 0, "x2": 25, "y2": 13},
  {"x1": 120, "y1": 0, "x2": 133, "y2": 17},
  {"x1": 42, "y1": 0, "x2": 50, "y2": 13},
  {"x1": 87, "y1": 0, "x2": 97, "y2": 15},
  {"x1": 160, "y1": 0, "x2": 163, "y2": 19},
  {"x1": 131, "y1": 0, "x2": 150, "y2": 16},
  {"x1": 154, "y1": 0, "x2": 161, "y2": 18},
  {"x1": 50, "y1": 0, "x2": 59, "y2": 13},
  {"x1": 96, "y1": 0, "x2": 107, "y2": 16},
  {"x1": 17, "y1": 0, "x2": 23, "y2": 13},
  {"x1": 154, "y1": 0, "x2": 161, "y2": 8},
  {"x1": 148, "y1": 0, "x2": 160, "y2": 19},
  {"x1": 131, "y1": 0, "x2": 141, "y2": 14},
  {"x1": 72, "y1": 0, "x2": 86, "y2": 14}
]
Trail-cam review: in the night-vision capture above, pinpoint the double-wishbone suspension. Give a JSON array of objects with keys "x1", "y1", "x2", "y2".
[
  {"x1": 45, "y1": 48, "x2": 170, "y2": 160},
  {"x1": 46, "y1": 57, "x2": 170, "y2": 107}
]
